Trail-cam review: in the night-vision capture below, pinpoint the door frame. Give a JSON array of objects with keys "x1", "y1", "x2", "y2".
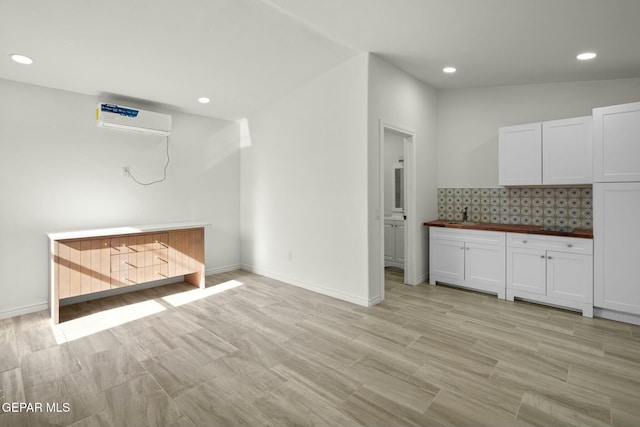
[{"x1": 379, "y1": 120, "x2": 416, "y2": 301}]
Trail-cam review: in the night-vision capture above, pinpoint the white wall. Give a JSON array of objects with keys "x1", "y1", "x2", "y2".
[
  {"x1": 437, "y1": 78, "x2": 640, "y2": 187},
  {"x1": 240, "y1": 54, "x2": 370, "y2": 305},
  {"x1": 0, "y1": 79, "x2": 241, "y2": 319},
  {"x1": 383, "y1": 130, "x2": 404, "y2": 218},
  {"x1": 368, "y1": 54, "x2": 439, "y2": 297}
]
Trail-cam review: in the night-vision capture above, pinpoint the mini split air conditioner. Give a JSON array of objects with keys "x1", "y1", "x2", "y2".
[{"x1": 96, "y1": 103, "x2": 172, "y2": 136}]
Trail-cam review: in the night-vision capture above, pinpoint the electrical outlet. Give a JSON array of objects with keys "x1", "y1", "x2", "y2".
[{"x1": 122, "y1": 166, "x2": 130, "y2": 177}]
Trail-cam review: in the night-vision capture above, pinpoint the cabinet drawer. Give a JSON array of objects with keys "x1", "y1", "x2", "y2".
[
  {"x1": 110, "y1": 236, "x2": 136, "y2": 255},
  {"x1": 111, "y1": 270, "x2": 137, "y2": 288},
  {"x1": 129, "y1": 233, "x2": 169, "y2": 252},
  {"x1": 152, "y1": 248, "x2": 168, "y2": 265},
  {"x1": 133, "y1": 249, "x2": 168, "y2": 269},
  {"x1": 430, "y1": 226, "x2": 505, "y2": 245},
  {"x1": 152, "y1": 234, "x2": 169, "y2": 250},
  {"x1": 139, "y1": 264, "x2": 169, "y2": 282},
  {"x1": 110, "y1": 253, "x2": 139, "y2": 271},
  {"x1": 506, "y1": 233, "x2": 592, "y2": 255}
]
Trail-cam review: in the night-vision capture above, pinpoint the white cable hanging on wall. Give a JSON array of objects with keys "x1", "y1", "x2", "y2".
[
  {"x1": 123, "y1": 136, "x2": 170, "y2": 186},
  {"x1": 96, "y1": 102, "x2": 172, "y2": 186}
]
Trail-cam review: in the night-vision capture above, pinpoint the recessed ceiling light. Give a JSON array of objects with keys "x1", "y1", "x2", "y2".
[
  {"x1": 443, "y1": 66, "x2": 456, "y2": 73},
  {"x1": 198, "y1": 97, "x2": 210, "y2": 104},
  {"x1": 10, "y1": 54, "x2": 33, "y2": 65},
  {"x1": 577, "y1": 52, "x2": 597, "y2": 61}
]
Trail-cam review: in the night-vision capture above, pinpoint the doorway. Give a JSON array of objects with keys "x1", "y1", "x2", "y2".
[{"x1": 380, "y1": 122, "x2": 416, "y2": 301}]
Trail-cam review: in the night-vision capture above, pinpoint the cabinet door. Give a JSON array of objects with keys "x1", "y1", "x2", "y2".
[
  {"x1": 90, "y1": 239, "x2": 111, "y2": 293},
  {"x1": 507, "y1": 247, "x2": 546, "y2": 295},
  {"x1": 56, "y1": 241, "x2": 71, "y2": 299},
  {"x1": 395, "y1": 224, "x2": 405, "y2": 264},
  {"x1": 465, "y1": 242, "x2": 505, "y2": 290},
  {"x1": 168, "y1": 228, "x2": 202, "y2": 277},
  {"x1": 594, "y1": 101, "x2": 640, "y2": 182},
  {"x1": 594, "y1": 182, "x2": 640, "y2": 314},
  {"x1": 499, "y1": 122, "x2": 542, "y2": 186},
  {"x1": 430, "y1": 238, "x2": 464, "y2": 283},
  {"x1": 384, "y1": 222, "x2": 395, "y2": 262},
  {"x1": 543, "y1": 116, "x2": 593, "y2": 184},
  {"x1": 546, "y1": 251, "x2": 592, "y2": 303}
]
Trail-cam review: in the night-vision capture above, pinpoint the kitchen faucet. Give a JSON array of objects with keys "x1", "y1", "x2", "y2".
[{"x1": 462, "y1": 207, "x2": 468, "y2": 222}]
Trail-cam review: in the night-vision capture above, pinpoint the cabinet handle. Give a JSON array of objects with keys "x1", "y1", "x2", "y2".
[
  {"x1": 540, "y1": 255, "x2": 545, "y2": 258},
  {"x1": 547, "y1": 256, "x2": 553, "y2": 260},
  {"x1": 567, "y1": 244, "x2": 573, "y2": 248},
  {"x1": 466, "y1": 247, "x2": 470, "y2": 250},
  {"x1": 522, "y1": 240, "x2": 527, "y2": 244},
  {"x1": 460, "y1": 246, "x2": 464, "y2": 250}
]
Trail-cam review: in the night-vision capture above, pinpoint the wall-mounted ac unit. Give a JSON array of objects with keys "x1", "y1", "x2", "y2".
[{"x1": 96, "y1": 103, "x2": 172, "y2": 136}]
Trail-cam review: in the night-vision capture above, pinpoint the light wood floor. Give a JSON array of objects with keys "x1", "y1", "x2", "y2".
[{"x1": 2, "y1": 269, "x2": 640, "y2": 426}]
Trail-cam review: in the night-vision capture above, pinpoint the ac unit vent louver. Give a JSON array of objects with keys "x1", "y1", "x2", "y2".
[{"x1": 96, "y1": 103, "x2": 171, "y2": 136}]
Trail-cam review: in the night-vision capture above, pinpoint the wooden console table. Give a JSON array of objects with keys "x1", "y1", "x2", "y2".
[{"x1": 48, "y1": 222, "x2": 208, "y2": 324}]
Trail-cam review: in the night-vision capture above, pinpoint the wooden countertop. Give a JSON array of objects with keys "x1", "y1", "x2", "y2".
[{"x1": 424, "y1": 219, "x2": 593, "y2": 239}]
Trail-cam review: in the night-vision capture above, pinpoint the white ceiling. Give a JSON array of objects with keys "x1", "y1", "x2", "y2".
[
  {"x1": 2, "y1": 0, "x2": 640, "y2": 120},
  {"x1": 267, "y1": 0, "x2": 640, "y2": 89}
]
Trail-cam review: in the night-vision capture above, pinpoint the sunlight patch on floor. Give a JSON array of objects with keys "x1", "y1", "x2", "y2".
[
  {"x1": 161, "y1": 279, "x2": 244, "y2": 307},
  {"x1": 53, "y1": 299, "x2": 167, "y2": 344}
]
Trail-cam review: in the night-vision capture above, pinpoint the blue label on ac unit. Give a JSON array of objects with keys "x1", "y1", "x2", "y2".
[{"x1": 101, "y1": 104, "x2": 139, "y2": 117}]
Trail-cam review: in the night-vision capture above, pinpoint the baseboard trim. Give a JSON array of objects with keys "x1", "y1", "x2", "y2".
[
  {"x1": 240, "y1": 264, "x2": 372, "y2": 307},
  {"x1": 206, "y1": 264, "x2": 241, "y2": 276},
  {"x1": 0, "y1": 302, "x2": 48, "y2": 320},
  {"x1": 367, "y1": 296, "x2": 381, "y2": 307},
  {"x1": 414, "y1": 273, "x2": 428, "y2": 286},
  {"x1": 594, "y1": 307, "x2": 640, "y2": 326}
]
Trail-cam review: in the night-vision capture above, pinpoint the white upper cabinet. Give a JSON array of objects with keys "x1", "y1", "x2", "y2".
[
  {"x1": 499, "y1": 122, "x2": 542, "y2": 185},
  {"x1": 543, "y1": 117, "x2": 593, "y2": 184},
  {"x1": 499, "y1": 116, "x2": 593, "y2": 186},
  {"x1": 593, "y1": 101, "x2": 640, "y2": 182}
]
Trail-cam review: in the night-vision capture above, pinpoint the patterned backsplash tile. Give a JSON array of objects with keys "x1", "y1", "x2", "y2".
[{"x1": 438, "y1": 187, "x2": 592, "y2": 229}]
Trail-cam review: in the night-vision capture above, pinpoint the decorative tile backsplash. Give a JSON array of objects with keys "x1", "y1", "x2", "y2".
[{"x1": 438, "y1": 187, "x2": 593, "y2": 229}]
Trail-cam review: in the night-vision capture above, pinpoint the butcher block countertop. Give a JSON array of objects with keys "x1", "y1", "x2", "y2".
[{"x1": 424, "y1": 220, "x2": 593, "y2": 239}]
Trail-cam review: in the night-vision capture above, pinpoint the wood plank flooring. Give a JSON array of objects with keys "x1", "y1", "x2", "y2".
[{"x1": 1, "y1": 269, "x2": 640, "y2": 426}]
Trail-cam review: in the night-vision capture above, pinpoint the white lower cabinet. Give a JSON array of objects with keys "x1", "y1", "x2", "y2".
[
  {"x1": 429, "y1": 227, "x2": 506, "y2": 299},
  {"x1": 384, "y1": 219, "x2": 405, "y2": 269},
  {"x1": 506, "y1": 233, "x2": 593, "y2": 317}
]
